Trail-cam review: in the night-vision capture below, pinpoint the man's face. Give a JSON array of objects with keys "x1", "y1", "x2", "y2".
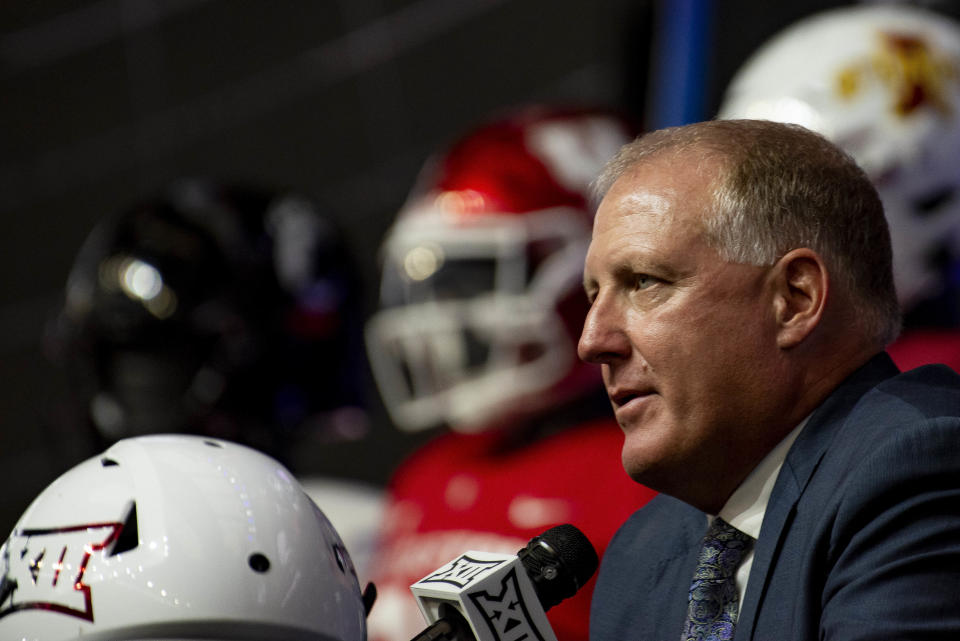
[{"x1": 579, "y1": 156, "x2": 784, "y2": 502}]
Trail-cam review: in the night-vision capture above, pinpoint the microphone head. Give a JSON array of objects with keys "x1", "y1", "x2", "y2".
[{"x1": 517, "y1": 524, "x2": 599, "y2": 611}]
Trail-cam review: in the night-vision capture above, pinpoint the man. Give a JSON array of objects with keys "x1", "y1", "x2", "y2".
[{"x1": 580, "y1": 119, "x2": 960, "y2": 640}]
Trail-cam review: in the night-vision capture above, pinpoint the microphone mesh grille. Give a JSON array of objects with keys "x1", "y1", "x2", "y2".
[{"x1": 539, "y1": 523, "x2": 598, "y2": 586}]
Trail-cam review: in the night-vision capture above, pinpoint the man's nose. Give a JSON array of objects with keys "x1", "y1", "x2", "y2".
[{"x1": 578, "y1": 293, "x2": 630, "y2": 364}]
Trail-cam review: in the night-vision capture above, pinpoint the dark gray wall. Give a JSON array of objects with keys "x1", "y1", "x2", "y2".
[
  {"x1": 0, "y1": 0, "x2": 653, "y2": 534},
  {"x1": 4, "y1": 0, "x2": 955, "y2": 534}
]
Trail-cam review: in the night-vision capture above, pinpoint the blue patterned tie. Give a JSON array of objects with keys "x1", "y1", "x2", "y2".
[{"x1": 680, "y1": 518, "x2": 754, "y2": 641}]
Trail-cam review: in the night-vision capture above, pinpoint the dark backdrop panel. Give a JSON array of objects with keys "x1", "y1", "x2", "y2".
[{"x1": 3, "y1": 0, "x2": 955, "y2": 533}]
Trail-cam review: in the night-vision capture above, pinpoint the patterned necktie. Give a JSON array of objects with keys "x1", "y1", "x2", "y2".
[{"x1": 680, "y1": 518, "x2": 754, "y2": 641}]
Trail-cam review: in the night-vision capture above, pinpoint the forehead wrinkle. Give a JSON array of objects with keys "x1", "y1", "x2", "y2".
[
  {"x1": 618, "y1": 189, "x2": 673, "y2": 217},
  {"x1": 597, "y1": 187, "x2": 675, "y2": 232},
  {"x1": 595, "y1": 179, "x2": 681, "y2": 249},
  {"x1": 595, "y1": 162, "x2": 685, "y2": 235},
  {"x1": 590, "y1": 203, "x2": 712, "y2": 289}
]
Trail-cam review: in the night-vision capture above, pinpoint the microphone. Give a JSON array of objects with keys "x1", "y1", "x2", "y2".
[{"x1": 408, "y1": 524, "x2": 598, "y2": 641}]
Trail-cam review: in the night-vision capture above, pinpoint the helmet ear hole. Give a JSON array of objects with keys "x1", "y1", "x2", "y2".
[
  {"x1": 248, "y1": 553, "x2": 271, "y2": 573},
  {"x1": 913, "y1": 186, "x2": 957, "y2": 217}
]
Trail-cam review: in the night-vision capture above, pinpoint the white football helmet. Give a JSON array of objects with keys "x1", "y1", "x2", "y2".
[
  {"x1": 718, "y1": 4, "x2": 960, "y2": 310},
  {"x1": 0, "y1": 435, "x2": 367, "y2": 641},
  {"x1": 365, "y1": 107, "x2": 633, "y2": 433}
]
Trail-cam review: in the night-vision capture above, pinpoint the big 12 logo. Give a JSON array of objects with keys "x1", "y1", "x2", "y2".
[{"x1": 0, "y1": 522, "x2": 123, "y2": 623}]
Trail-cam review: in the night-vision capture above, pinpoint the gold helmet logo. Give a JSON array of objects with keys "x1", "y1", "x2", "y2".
[{"x1": 836, "y1": 31, "x2": 960, "y2": 117}]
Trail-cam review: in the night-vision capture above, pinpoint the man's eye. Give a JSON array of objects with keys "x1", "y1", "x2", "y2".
[{"x1": 635, "y1": 274, "x2": 656, "y2": 290}]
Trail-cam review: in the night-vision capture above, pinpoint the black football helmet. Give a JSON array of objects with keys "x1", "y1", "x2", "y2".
[{"x1": 46, "y1": 178, "x2": 366, "y2": 464}]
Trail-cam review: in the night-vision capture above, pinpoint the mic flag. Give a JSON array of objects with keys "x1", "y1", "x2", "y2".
[
  {"x1": 411, "y1": 550, "x2": 555, "y2": 641},
  {"x1": 409, "y1": 523, "x2": 598, "y2": 641}
]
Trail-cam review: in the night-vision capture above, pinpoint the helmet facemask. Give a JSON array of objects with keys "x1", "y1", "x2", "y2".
[{"x1": 367, "y1": 206, "x2": 591, "y2": 433}]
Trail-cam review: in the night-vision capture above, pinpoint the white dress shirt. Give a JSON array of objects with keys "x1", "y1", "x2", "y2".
[{"x1": 714, "y1": 417, "x2": 809, "y2": 612}]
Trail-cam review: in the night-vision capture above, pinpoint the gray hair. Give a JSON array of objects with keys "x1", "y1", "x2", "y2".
[{"x1": 592, "y1": 119, "x2": 901, "y2": 346}]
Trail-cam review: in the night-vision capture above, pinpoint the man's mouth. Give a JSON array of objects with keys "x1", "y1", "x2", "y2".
[{"x1": 610, "y1": 388, "x2": 648, "y2": 408}]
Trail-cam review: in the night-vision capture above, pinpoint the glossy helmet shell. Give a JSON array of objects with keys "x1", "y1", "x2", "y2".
[
  {"x1": 0, "y1": 434, "x2": 366, "y2": 640},
  {"x1": 47, "y1": 179, "x2": 365, "y2": 457}
]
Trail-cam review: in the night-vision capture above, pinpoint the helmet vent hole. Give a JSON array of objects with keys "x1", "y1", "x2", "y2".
[
  {"x1": 101, "y1": 458, "x2": 119, "y2": 467},
  {"x1": 248, "y1": 553, "x2": 271, "y2": 573},
  {"x1": 914, "y1": 185, "x2": 956, "y2": 216},
  {"x1": 110, "y1": 503, "x2": 139, "y2": 556},
  {"x1": 203, "y1": 440, "x2": 223, "y2": 448},
  {"x1": 333, "y1": 544, "x2": 347, "y2": 573}
]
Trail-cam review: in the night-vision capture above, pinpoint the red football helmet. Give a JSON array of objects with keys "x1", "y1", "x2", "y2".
[{"x1": 365, "y1": 107, "x2": 634, "y2": 432}]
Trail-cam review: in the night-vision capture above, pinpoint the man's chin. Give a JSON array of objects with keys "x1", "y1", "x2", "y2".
[
  {"x1": 620, "y1": 435, "x2": 681, "y2": 494},
  {"x1": 621, "y1": 449, "x2": 659, "y2": 486}
]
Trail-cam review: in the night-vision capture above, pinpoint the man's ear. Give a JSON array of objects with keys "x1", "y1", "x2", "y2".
[{"x1": 770, "y1": 248, "x2": 828, "y2": 349}]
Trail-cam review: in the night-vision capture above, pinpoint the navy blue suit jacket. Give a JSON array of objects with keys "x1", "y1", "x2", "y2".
[{"x1": 591, "y1": 353, "x2": 960, "y2": 640}]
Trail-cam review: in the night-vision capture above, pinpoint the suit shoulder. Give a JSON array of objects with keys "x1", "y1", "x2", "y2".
[
  {"x1": 870, "y1": 364, "x2": 960, "y2": 420},
  {"x1": 830, "y1": 364, "x2": 960, "y2": 450},
  {"x1": 815, "y1": 366, "x2": 960, "y2": 531}
]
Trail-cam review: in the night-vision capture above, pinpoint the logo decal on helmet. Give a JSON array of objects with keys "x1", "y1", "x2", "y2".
[
  {"x1": 837, "y1": 30, "x2": 960, "y2": 117},
  {"x1": 0, "y1": 522, "x2": 123, "y2": 623}
]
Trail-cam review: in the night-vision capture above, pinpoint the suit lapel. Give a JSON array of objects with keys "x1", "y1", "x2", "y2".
[
  {"x1": 734, "y1": 353, "x2": 900, "y2": 640},
  {"x1": 663, "y1": 506, "x2": 708, "y2": 638}
]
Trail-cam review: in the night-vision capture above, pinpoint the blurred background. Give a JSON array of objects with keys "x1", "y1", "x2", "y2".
[{"x1": 3, "y1": 0, "x2": 959, "y2": 535}]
